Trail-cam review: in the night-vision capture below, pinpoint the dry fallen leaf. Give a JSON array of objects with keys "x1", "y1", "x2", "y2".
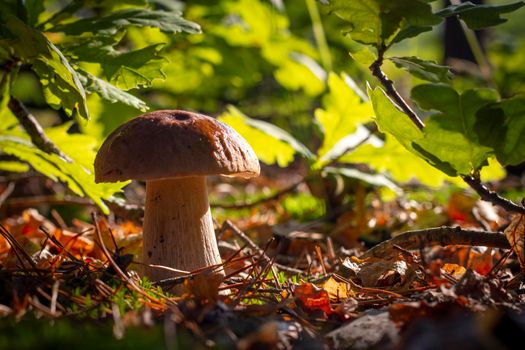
[
  {"x1": 504, "y1": 214, "x2": 525, "y2": 270},
  {"x1": 441, "y1": 263, "x2": 467, "y2": 279},
  {"x1": 294, "y1": 283, "x2": 332, "y2": 315},
  {"x1": 322, "y1": 276, "x2": 351, "y2": 301}
]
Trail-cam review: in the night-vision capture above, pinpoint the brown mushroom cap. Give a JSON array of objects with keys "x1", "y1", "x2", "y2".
[{"x1": 94, "y1": 110, "x2": 260, "y2": 183}]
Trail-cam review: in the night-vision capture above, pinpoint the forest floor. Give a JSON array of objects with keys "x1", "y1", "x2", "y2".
[{"x1": 0, "y1": 175, "x2": 524, "y2": 350}]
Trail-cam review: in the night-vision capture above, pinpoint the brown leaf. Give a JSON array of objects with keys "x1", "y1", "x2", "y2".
[
  {"x1": 358, "y1": 259, "x2": 413, "y2": 288},
  {"x1": 503, "y1": 214, "x2": 525, "y2": 269}
]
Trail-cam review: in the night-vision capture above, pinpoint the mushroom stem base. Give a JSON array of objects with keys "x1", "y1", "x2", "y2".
[{"x1": 142, "y1": 176, "x2": 222, "y2": 282}]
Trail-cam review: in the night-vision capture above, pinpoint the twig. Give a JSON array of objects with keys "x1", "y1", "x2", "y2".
[
  {"x1": 360, "y1": 226, "x2": 510, "y2": 259},
  {"x1": 369, "y1": 48, "x2": 425, "y2": 130},
  {"x1": 0, "y1": 223, "x2": 40, "y2": 271},
  {"x1": 221, "y1": 220, "x2": 303, "y2": 274},
  {"x1": 211, "y1": 179, "x2": 304, "y2": 210},
  {"x1": 462, "y1": 175, "x2": 525, "y2": 214},
  {"x1": 0, "y1": 182, "x2": 15, "y2": 208},
  {"x1": 8, "y1": 97, "x2": 72, "y2": 162}
]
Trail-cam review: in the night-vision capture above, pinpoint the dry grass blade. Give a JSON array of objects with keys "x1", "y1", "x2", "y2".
[
  {"x1": 92, "y1": 213, "x2": 163, "y2": 307},
  {"x1": 0, "y1": 223, "x2": 39, "y2": 271}
]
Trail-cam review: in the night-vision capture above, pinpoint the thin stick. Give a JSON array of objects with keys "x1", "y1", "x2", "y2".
[
  {"x1": 222, "y1": 220, "x2": 303, "y2": 274},
  {"x1": 0, "y1": 182, "x2": 15, "y2": 208},
  {"x1": 211, "y1": 179, "x2": 303, "y2": 210},
  {"x1": 8, "y1": 97, "x2": 72, "y2": 162},
  {"x1": 0, "y1": 223, "x2": 39, "y2": 270},
  {"x1": 360, "y1": 226, "x2": 510, "y2": 259}
]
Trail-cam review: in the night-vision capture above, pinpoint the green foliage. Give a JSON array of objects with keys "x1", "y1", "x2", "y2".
[
  {"x1": 49, "y1": 8, "x2": 201, "y2": 36},
  {"x1": 389, "y1": 56, "x2": 453, "y2": 83},
  {"x1": 435, "y1": 1, "x2": 525, "y2": 30},
  {"x1": 1, "y1": 15, "x2": 89, "y2": 119},
  {"x1": 314, "y1": 72, "x2": 373, "y2": 162},
  {"x1": 0, "y1": 124, "x2": 125, "y2": 213},
  {"x1": 476, "y1": 95, "x2": 525, "y2": 166},
  {"x1": 0, "y1": 0, "x2": 200, "y2": 210},
  {"x1": 218, "y1": 106, "x2": 312, "y2": 167},
  {"x1": 1, "y1": 0, "x2": 524, "y2": 214},
  {"x1": 323, "y1": 0, "x2": 524, "y2": 186},
  {"x1": 411, "y1": 84, "x2": 498, "y2": 175},
  {"x1": 322, "y1": 0, "x2": 439, "y2": 46},
  {"x1": 77, "y1": 70, "x2": 148, "y2": 111}
]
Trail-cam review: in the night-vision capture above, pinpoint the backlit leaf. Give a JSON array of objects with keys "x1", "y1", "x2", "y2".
[
  {"x1": 322, "y1": 0, "x2": 439, "y2": 46},
  {"x1": 342, "y1": 135, "x2": 461, "y2": 188},
  {"x1": 315, "y1": 73, "x2": 373, "y2": 160},
  {"x1": 218, "y1": 106, "x2": 313, "y2": 167}
]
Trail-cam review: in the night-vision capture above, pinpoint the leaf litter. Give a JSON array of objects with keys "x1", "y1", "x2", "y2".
[{"x1": 0, "y1": 189, "x2": 525, "y2": 349}]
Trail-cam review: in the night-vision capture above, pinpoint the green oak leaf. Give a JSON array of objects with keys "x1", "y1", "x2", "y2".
[
  {"x1": 77, "y1": 70, "x2": 149, "y2": 111},
  {"x1": 315, "y1": 73, "x2": 374, "y2": 161},
  {"x1": 436, "y1": 1, "x2": 524, "y2": 30},
  {"x1": 322, "y1": 0, "x2": 439, "y2": 46},
  {"x1": 368, "y1": 86, "x2": 424, "y2": 152},
  {"x1": 0, "y1": 15, "x2": 89, "y2": 119},
  {"x1": 49, "y1": 8, "x2": 201, "y2": 35},
  {"x1": 412, "y1": 84, "x2": 499, "y2": 175},
  {"x1": 475, "y1": 96, "x2": 525, "y2": 166},
  {"x1": 342, "y1": 134, "x2": 461, "y2": 188},
  {"x1": 219, "y1": 106, "x2": 313, "y2": 167},
  {"x1": 62, "y1": 35, "x2": 168, "y2": 90},
  {"x1": 0, "y1": 131, "x2": 125, "y2": 213},
  {"x1": 368, "y1": 85, "x2": 457, "y2": 176},
  {"x1": 389, "y1": 56, "x2": 453, "y2": 83}
]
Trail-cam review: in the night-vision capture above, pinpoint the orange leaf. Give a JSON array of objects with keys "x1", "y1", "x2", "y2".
[
  {"x1": 294, "y1": 283, "x2": 332, "y2": 315},
  {"x1": 441, "y1": 263, "x2": 466, "y2": 279}
]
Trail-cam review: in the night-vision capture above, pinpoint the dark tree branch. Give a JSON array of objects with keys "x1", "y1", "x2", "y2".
[
  {"x1": 360, "y1": 226, "x2": 510, "y2": 259},
  {"x1": 8, "y1": 97, "x2": 72, "y2": 162},
  {"x1": 462, "y1": 175, "x2": 525, "y2": 214},
  {"x1": 369, "y1": 49, "x2": 425, "y2": 130}
]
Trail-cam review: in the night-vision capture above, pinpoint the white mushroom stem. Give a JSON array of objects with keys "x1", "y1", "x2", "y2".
[{"x1": 142, "y1": 176, "x2": 223, "y2": 281}]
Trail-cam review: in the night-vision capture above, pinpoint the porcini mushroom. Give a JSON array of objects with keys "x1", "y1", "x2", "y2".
[{"x1": 94, "y1": 110, "x2": 260, "y2": 281}]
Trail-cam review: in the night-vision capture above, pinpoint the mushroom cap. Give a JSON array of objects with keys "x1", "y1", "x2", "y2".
[{"x1": 94, "y1": 110, "x2": 260, "y2": 183}]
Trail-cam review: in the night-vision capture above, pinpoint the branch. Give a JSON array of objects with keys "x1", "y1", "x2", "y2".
[
  {"x1": 369, "y1": 48, "x2": 525, "y2": 214},
  {"x1": 462, "y1": 175, "x2": 525, "y2": 214},
  {"x1": 8, "y1": 97, "x2": 72, "y2": 162},
  {"x1": 360, "y1": 226, "x2": 510, "y2": 259},
  {"x1": 369, "y1": 49, "x2": 425, "y2": 130}
]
